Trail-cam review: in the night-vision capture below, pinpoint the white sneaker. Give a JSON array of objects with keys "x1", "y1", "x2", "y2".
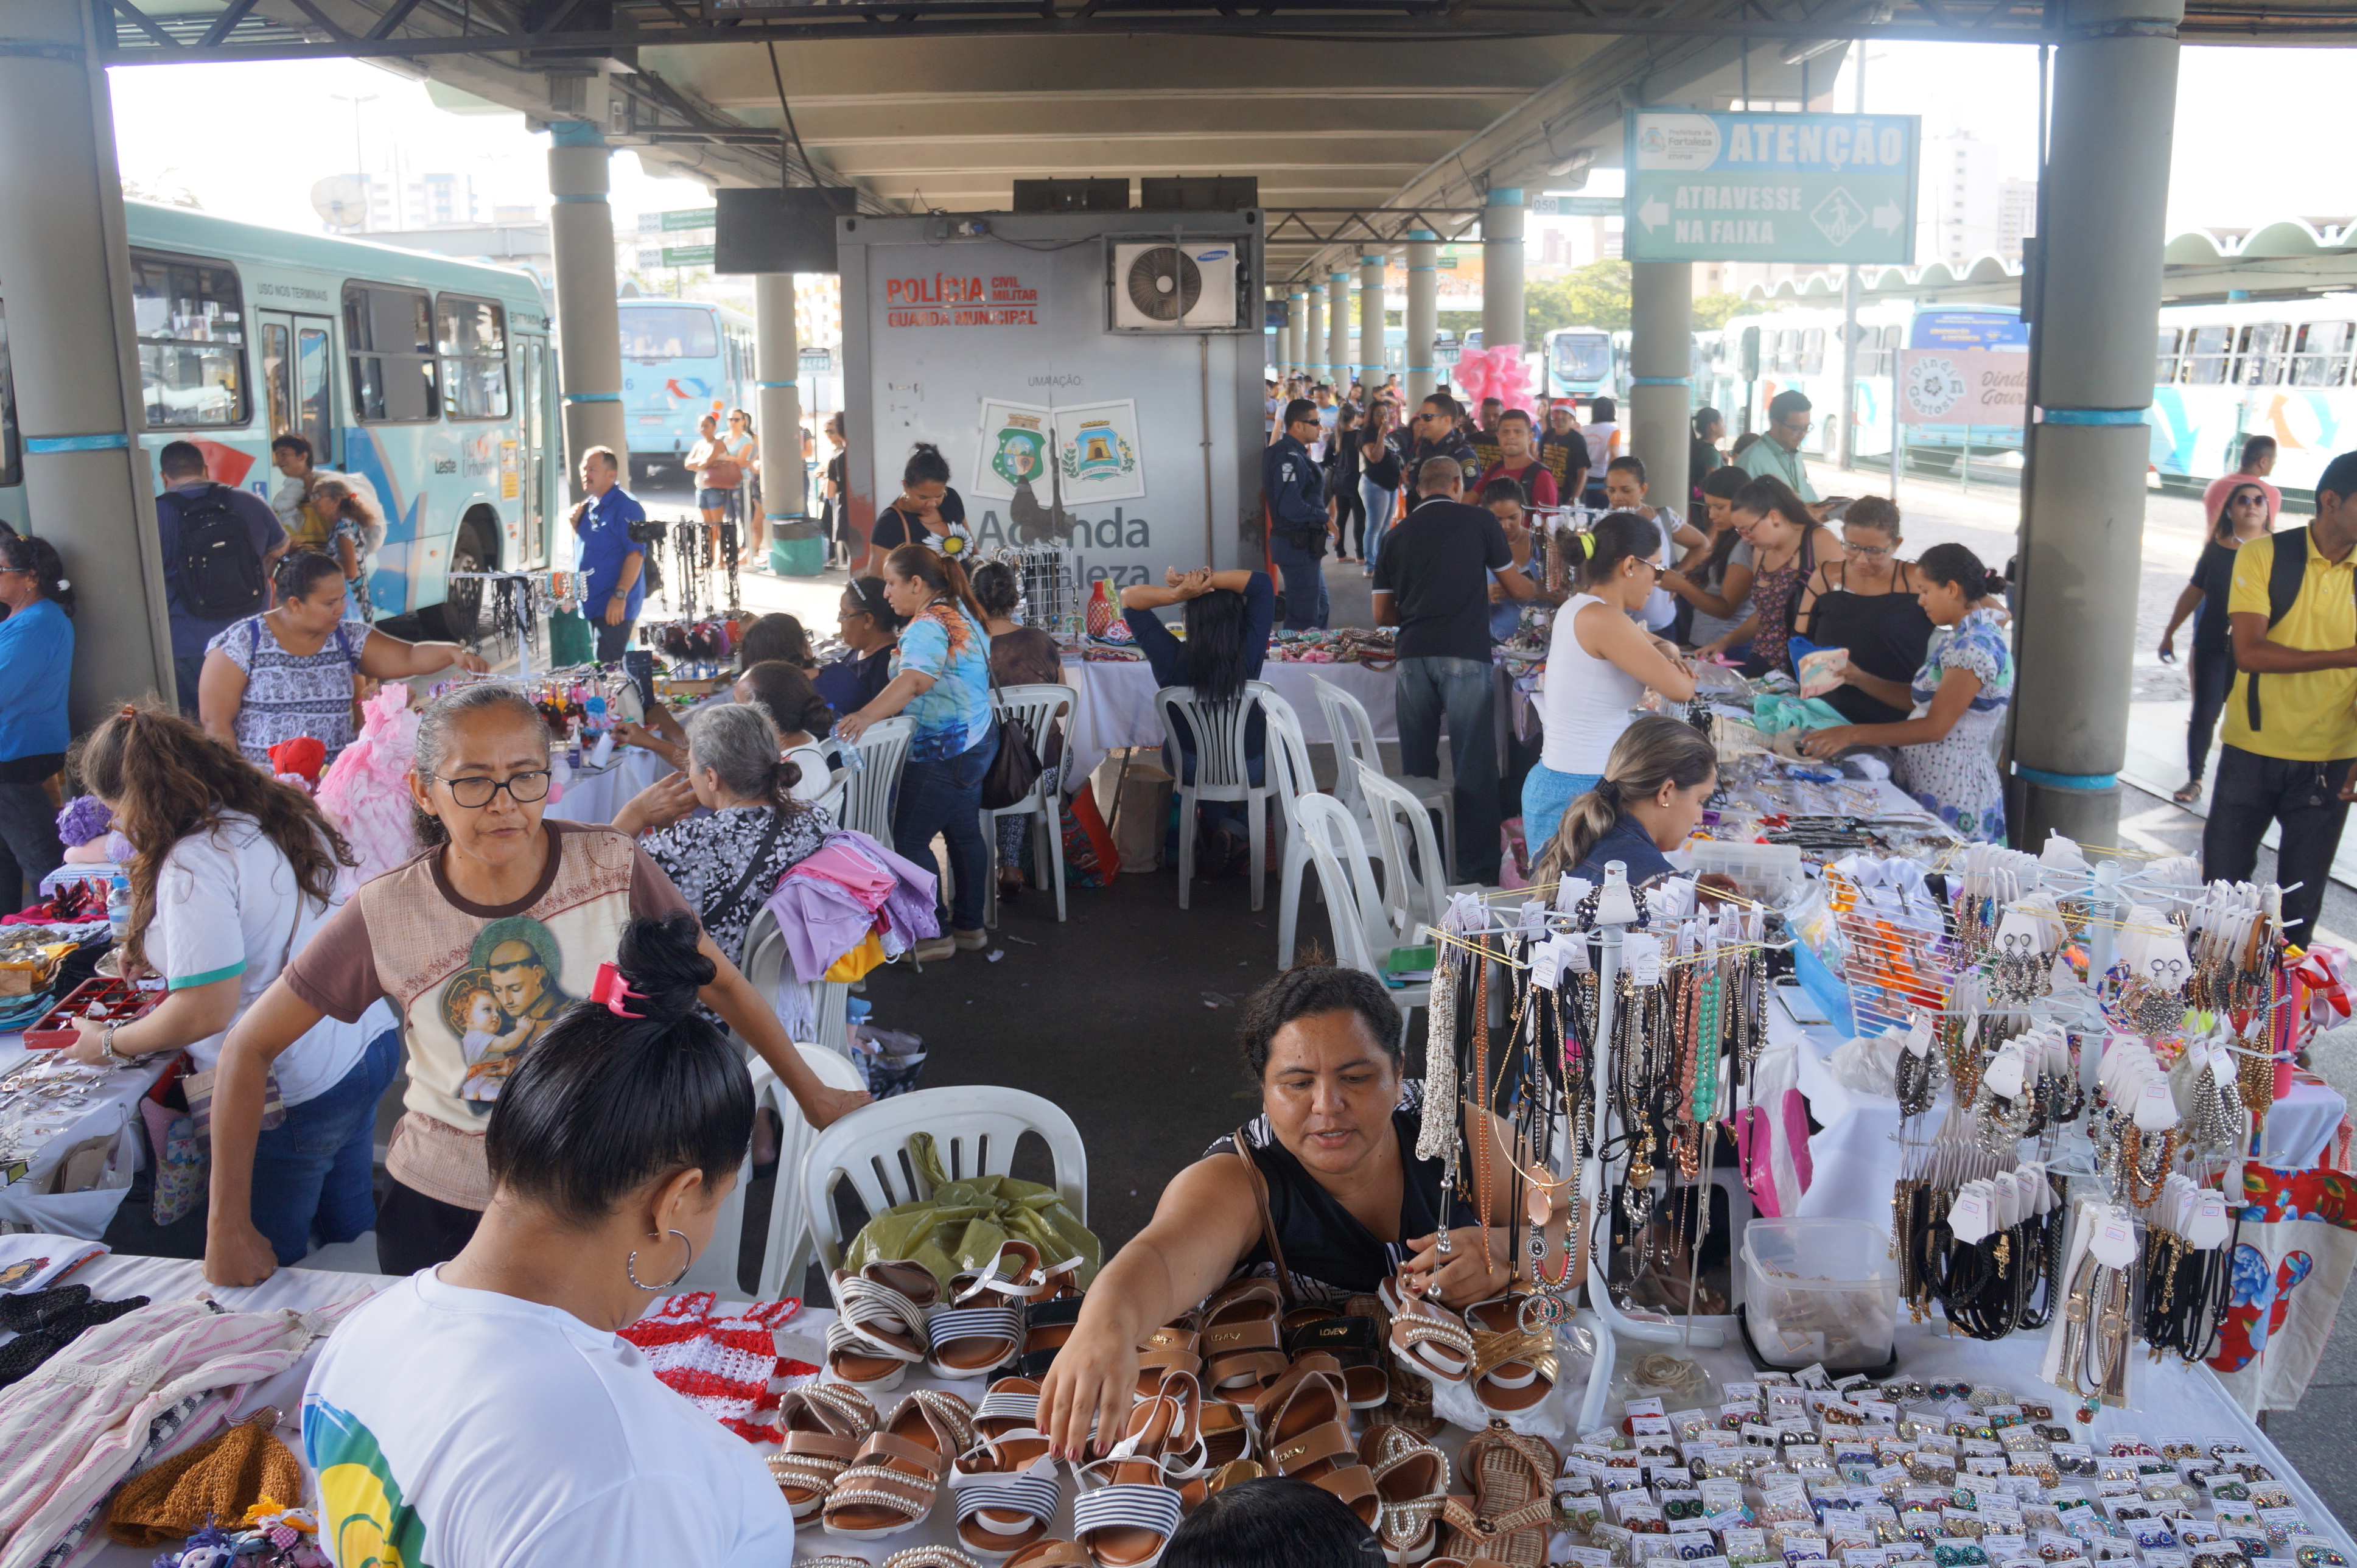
[{"x1": 913, "y1": 936, "x2": 957, "y2": 963}]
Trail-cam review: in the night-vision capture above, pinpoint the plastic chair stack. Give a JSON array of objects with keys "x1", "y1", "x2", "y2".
[
  {"x1": 1356, "y1": 760, "x2": 1474, "y2": 942},
  {"x1": 981, "y1": 681, "x2": 1079, "y2": 926},
  {"x1": 1293, "y1": 793, "x2": 1430, "y2": 1046}
]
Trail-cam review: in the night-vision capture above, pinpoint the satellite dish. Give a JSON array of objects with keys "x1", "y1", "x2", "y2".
[{"x1": 311, "y1": 175, "x2": 366, "y2": 229}]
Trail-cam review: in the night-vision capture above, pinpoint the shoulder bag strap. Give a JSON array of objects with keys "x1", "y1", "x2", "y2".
[
  {"x1": 709, "y1": 807, "x2": 794, "y2": 937},
  {"x1": 1232, "y1": 1124, "x2": 1298, "y2": 1306}
]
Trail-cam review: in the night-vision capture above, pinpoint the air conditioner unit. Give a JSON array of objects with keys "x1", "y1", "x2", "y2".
[{"x1": 1108, "y1": 241, "x2": 1240, "y2": 331}]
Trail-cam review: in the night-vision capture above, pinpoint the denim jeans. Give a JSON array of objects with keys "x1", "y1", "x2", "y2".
[
  {"x1": 595, "y1": 616, "x2": 638, "y2": 665},
  {"x1": 249, "y1": 1026, "x2": 401, "y2": 1266},
  {"x1": 1360, "y1": 480, "x2": 1398, "y2": 576},
  {"x1": 2185, "y1": 643, "x2": 2234, "y2": 783},
  {"x1": 1268, "y1": 532, "x2": 1329, "y2": 631},
  {"x1": 172, "y1": 653, "x2": 206, "y2": 721},
  {"x1": 893, "y1": 731, "x2": 996, "y2": 932},
  {"x1": 1521, "y1": 765, "x2": 1603, "y2": 854},
  {"x1": 1393, "y1": 656, "x2": 1501, "y2": 884},
  {"x1": 0, "y1": 777, "x2": 64, "y2": 912}
]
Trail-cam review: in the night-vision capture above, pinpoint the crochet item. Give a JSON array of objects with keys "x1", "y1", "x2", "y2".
[
  {"x1": 315, "y1": 685, "x2": 422, "y2": 884},
  {"x1": 266, "y1": 735, "x2": 327, "y2": 787},
  {"x1": 104, "y1": 1419, "x2": 305, "y2": 1546},
  {"x1": 615, "y1": 1290, "x2": 816, "y2": 1442},
  {"x1": 0, "y1": 1292, "x2": 150, "y2": 1390}
]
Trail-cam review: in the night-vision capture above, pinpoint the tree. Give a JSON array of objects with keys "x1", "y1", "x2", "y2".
[
  {"x1": 1694, "y1": 292, "x2": 1767, "y2": 332},
  {"x1": 1524, "y1": 260, "x2": 1631, "y2": 345}
]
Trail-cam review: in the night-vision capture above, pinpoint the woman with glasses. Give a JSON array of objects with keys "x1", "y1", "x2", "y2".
[
  {"x1": 1690, "y1": 477, "x2": 1844, "y2": 678},
  {"x1": 1521, "y1": 511, "x2": 1698, "y2": 847},
  {"x1": 0, "y1": 533, "x2": 74, "y2": 903},
  {"x1": 200, "y1": 550, "x2": 488, "y2": 768},
  {"x1": 197, "y1": 682, "x2": 870, "y2": 1286},
  {"x1": 67, "y1": 704, "x2": 396, "y2": 1265},
  {"x1": 1792, "y1": 495, "x2": 1935, "y2": 726},
  {"x1": 2159, "y1": 480, "x2": 2274, "y2": 803},
  {"x1": 814, "y1": 575, "x2": 905, "y2": 718},
  {"x1": 723, "y1": 408, "x2": 761, "y2": 566}
]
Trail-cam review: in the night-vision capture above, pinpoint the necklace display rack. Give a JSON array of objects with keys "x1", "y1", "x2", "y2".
[
  {"x1": 1420, "y1": 863, "x2": 1790, "y2": 1433},
  {"x1": 446, "y1": 569, "x2": 583, "y2": 683}
]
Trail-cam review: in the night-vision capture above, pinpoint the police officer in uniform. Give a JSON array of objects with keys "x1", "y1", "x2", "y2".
[{"x1": 1264, "y1": 396, "x2": 1331, "y2": 630}]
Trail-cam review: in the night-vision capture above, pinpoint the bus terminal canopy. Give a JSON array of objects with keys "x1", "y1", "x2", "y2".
[{"x1": 94, "y1": 0, "x2": 2357, "y2": 288}]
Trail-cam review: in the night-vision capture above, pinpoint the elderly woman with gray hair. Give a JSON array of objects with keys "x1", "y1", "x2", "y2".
[{"x1": 614, "y1": 701, "x2": 833, "y2": 968}]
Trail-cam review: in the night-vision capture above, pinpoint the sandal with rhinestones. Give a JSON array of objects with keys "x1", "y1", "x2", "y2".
[
  {"x1": 766, "y1": 1384, "x2": 879, "y2": 1521},
  {"x1": 1381, "y1": 1275, "x2": 1474, "y2": 1387},
  {"x1": 824, "y1": 1388, "x2": 978, "y2": 1539},
  {"x1": 1363, "y1": 1423, "x2": 1449, "y2": 1566}
]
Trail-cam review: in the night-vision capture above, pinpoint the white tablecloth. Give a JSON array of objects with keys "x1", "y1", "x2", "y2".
[
  {"x1": 0, "y1": 1034, "x2": 171, "y2": 1238},
  {"x1": 544, "y1": 741, "x2": 674, "y2": 827},
  {"x1": 1060, "y1": 656, "x2": 1399, "y2": 787}
]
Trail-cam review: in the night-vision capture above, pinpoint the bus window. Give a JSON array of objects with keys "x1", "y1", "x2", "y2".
[
  {"x1": 620, "y1": 306, "x2": 717, "y2": 361},
  {"x1": 2291, "y1": 321, "x2": 2354, "y2": 387},
  {"x1": 1801, "y1": 327, "x2": 1826, "y2": 376},
  {"x1": 1870, "y1": 323, "x2": 1902, "y2": 378},
  {"x1": 436, "y1": 295, "x2": 510, "y2": 419},
  {"x1": 0, "y1": 300, "x2": 18, "y2": 488},
  {"x1": 345, "y1": 284, "x2": 440, "y2": 423},
  {"x1": 2155, "y1": 327, "x2": 2181, "y2": 385},
  {"x1": 2235, "y1": 323, "x2": 2288, "y2": 386},
  {"x1": 1774, "y1": 331, "x2": 1798, "y2": 374},
  {"x1": 129, "y1": 250, "x2": 247, "y2": 428},
  {"x1": 1549, "y1": 332, "x2": 1610, "y2": 387},
  {"x1": 262, "y1": 322, "x2": 292, "y2": 438},
  {"x1": 296, "y1": 327, "x2": 332, "y2": 460},
  {"x1": 2185, "y1": 324, "x2": 2231, "y2": 385}
]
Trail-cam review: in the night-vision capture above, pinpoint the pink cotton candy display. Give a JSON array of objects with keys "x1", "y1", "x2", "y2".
[{"x1": 317, "y1": 685, "x2": 423, "y2": 885}]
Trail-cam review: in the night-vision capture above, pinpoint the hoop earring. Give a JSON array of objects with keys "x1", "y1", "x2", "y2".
[{"x1": 626, "y1": 1228, "x2": 694, "y2": 1292}]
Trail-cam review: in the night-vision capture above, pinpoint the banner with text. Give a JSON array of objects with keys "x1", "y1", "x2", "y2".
[
  {"x1": 1624, "y1": 109, "x2": 1919, "y2": 265},
  {"x1": 1895, "y1": 348, "x2": 2028, "y2": 426}
]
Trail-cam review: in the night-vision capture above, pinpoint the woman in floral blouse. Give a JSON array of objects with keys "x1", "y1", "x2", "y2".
[{"x1": 1795, "y1": 544, "x2": 2014, "y2": 842}]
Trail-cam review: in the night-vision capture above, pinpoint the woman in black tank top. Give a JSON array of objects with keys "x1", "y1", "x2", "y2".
[
  {"x1": 1793, "y1": 497, "x2": 1934, "y2": 725},
  {"x1": 1033, "y1": 965, "x2": 1578, "y2": 1461}
]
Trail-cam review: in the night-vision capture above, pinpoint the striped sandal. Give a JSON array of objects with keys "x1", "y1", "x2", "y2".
[
  {"x1": 974, "y1": 1375, "x2": 1044, "y2": 1441},
  {"x1": 1071, "y1": 1382, "x2": 1190, "y2": 1568},
  {"x1": 1381, "y1": 1275, "x2": 1475, "y2": 1387},
  {"x1": 828, "y1": 1262, "x2": 941, "y2": 1395},
  {"x1": 766, "y1": 1384, "x2": 878, "y2": 1521},
  {"x1": 951, "y1": 1432, "x2": 1065, "y2": 1562},
  {"x1": 824, "y1": 1388, "x2": 978, "y2": 1539},
  {"x1": 1362, "y1": 1424, "x2": 1450, "y2": 1566},
  {"x1": 931, "y1": 1242, "x2": 1043, "y2": 1380}
]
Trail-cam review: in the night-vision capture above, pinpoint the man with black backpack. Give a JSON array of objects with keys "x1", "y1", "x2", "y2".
[
  {"x1": 2204, "y1": 447, "x2": 2357, "y2": 947},
  {"x1": 156, "y1": 441, "x2": 285, "y2": 718}
]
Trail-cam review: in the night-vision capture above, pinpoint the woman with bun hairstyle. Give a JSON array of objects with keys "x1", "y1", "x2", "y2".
[
  {"x1": 1798, "y1": 543, "x2": 2014, "y2": 841},
  {"x1": 1534, "y1": 715, "x2": 1720, "y2": 889},
  {"x1": 0, "y1": 531, "x2": 74, "y2": 901},
  {"x1": 835, "y1": 543, "x2": 998, "y2": 961},
  {"x1": 860, "y1": 441, "x2": 967, "y2": 572},
  {"x1": 303, "y1": 912, "x2": 797, "y2": 1566},
  {"x1": 1521, "y1": 511, "x2": 1698, "y2": 849}
]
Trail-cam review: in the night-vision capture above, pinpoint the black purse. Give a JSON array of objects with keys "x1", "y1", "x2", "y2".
[{"x1": 980, "y1": 660, "x2": 1043, "y2": 811}]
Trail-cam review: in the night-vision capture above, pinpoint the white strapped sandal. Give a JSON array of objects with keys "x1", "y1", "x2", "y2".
[
  {"x1": 1381, "y1": 1275, "x2": 1474, "y2": 1387},
  {"x1": 1069, "y1": 1373, "x2": 1194, "y2": 1568},
  {"x1": 766, "y1": 1384, "x2": 879, "y2": 1521},
  {"x1": 827, "y1": 1262, "x2": 940, "y2": 1395},
  {"x1": 824, "y1": 1388, "x2": 978, "y2": 1540},
  {"x1": 930, "y1": 1241, "x2": 1042, "y2": 1380},
  {"x1": 951, "y1": 1432, "x2": 1065, "y2": 1562}
]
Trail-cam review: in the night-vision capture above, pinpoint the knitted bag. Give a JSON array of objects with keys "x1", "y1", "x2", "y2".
[
  {"x1": 615, "y1": 1290, "x2": 818, "y2": 1443},
  {"x1": 105, "y1": 1419, "x2": 304, "y2": 1545}
]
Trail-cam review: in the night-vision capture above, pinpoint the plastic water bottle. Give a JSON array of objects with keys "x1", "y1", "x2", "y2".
[
  {"x1": 107, "y1": 877, "x2": 131, "y2": 947},
  {"x1": 835, "y1": 729, "x2": 867, "y2": 774}
]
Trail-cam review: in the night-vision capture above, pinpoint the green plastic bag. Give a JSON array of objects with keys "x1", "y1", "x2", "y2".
[
  {"x1": 840, "y1": 1131, "x2": 1100, "y2": 1291},
  {"x1": 548, "y1": 607, "x2": 595, "y2": 668}
]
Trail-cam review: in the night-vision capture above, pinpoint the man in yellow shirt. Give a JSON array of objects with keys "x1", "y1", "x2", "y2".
[{"x1": 2204, "y1": 449, "x2": 2357, "y2": 945}]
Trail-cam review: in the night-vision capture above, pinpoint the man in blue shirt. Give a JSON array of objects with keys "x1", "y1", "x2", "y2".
[
  {"x1": 1263, "y1": 397, "x2": 1331, "y2": 631},
  {"x1": 155, "y1": 440, "x2": 287, "y2": 718},
  {"x1": 572, "y1": 446, "x2": 646, "y2": 663}
]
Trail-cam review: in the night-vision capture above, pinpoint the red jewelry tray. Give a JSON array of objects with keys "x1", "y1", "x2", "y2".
[{"x1": 24, "y1": 977, "x2": 161, "y2": 1050}]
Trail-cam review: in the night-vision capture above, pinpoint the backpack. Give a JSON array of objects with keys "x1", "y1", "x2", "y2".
[
  {"x1": 2245, "y1": 525, "x2": 2352, "y2": 733},
  {"x1": 170, "y1": 485, "x2": 266, "y2": 621}
]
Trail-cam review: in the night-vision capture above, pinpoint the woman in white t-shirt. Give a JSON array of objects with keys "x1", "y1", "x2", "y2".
[
  {"x1": 304, "y1": 912, "x2": 794, "y2": 1568},
  {"x1": 65, "y1": 704, "x2": 396, "y2": 1265},
  {"x1": 1522, "y1": 512, "x2": 1699, "y2": 849}
]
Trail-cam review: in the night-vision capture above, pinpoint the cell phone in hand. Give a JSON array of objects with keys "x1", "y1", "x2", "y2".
[{"x1": 623, "y1": 649, "x2": 657, "y2": 712}]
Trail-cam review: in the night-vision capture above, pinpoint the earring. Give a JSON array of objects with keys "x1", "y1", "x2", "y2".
[{"x1": 626, "y1": 1227, "x2": 694, "y2": 1291}]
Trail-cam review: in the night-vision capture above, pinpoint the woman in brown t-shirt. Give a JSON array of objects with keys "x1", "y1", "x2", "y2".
[
  {"x1": 970, "y1": 559, "x2": 1070, "y2": 904},
  {"x1": 200, "y1": 683, "x2": 870, "y2": 1287}
]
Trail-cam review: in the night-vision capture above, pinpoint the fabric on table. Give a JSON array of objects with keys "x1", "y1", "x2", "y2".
[
  {"x1": 613, "y1": 1290, "x2": 818, "y2": 1443},
  {"x1": 2208, "y1": 1164, "x2": 2357, "y2": 1415},
  {"x1": 841, "y1": 1133, "x2": 1099, "y2": 1293},
  {"x1": 1751, "y1": 694, "x2": 1851, "y2": 734},
  {"x1": 0, "y1": 1292, "x2": 152, "y2": 1391},
  {"x1": 0, "y1": 1237, "x2": 107, "y2": 1295},
  {"x1": 102, "y1": 1418, "x2": 304, "y2": 1547}
]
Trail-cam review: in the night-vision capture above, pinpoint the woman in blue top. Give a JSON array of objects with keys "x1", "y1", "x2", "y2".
[
  {"x1": 1533, "y1": 715, "x2": 1718, "y2": 891},
  {"x1": 1119, "y1": 568, "x2": 1276, "y2": 878},
  {"x1": 836, "y1": 542, "x2": 998, "y2": 961},
  {"x1": 0, "y1": 534, "x2": 74, "y2": 905}
]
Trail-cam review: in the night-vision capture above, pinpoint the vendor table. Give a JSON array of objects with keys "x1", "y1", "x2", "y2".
[
  {"x1": 0, "y1": 1035, "x2": 171, "y2": 1238},
  {"x1": 47, "y1": 1258, "x2": 2353, "y2": 1567},
  {"x1": 1060, "y1": 656, "x2": 1398, "y2": 788},
  {"x1": 544, "y1": 738, "x2": 674, "y2": 828}
]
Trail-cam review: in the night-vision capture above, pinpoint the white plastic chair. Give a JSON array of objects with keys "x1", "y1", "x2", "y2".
[
  {"x1": 1154, "y1": 678, "x2": 1277, "y2": 911},
  {"x1": 982, "y1": 682, "x2": 1078, "y2": 926},
  {"x1": 836, "y1": 715, "x2": 912, "y2": 845},
  {"x1": 1313, "y1": 675, "x2": 1455, "y2": 883},
  {"x1": 713, "y1": 1043, "x2": 870, "y2": 1301},
  {"x1": 800, "y1": 1087, "x2": 1089, "y2": 1277},
  {"x1": 1357, "y1": 760, "x2": 1475, "y2": 940},
  {"x1": 1294, "y1": 793, "x2": 1430, "y2": 1043},
  {"x1": 814, "y1": 769, "x2": 847, "y2": 824},
  {"x1": 1262, "y1": 691, "x2": 1323, "y2": 970}
]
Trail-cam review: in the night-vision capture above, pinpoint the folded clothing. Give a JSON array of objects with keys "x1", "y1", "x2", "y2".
[{"x1": 0, "y1": 1290, "x2": 151, "y2": 1390}]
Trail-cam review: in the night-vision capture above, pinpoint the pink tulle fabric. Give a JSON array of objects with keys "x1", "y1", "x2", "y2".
[{"x1": 317, "y1": 685, "x2": 424, "y2": 886}]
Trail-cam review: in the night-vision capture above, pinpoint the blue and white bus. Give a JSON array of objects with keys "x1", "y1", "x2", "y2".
[
  {"x1": 1543, "y1": 325, "x2": 1616, "y2": 408},
  {"x1": 0, "y1": 200, "x2": 559, "y2": 640},
  {"x1": 618, "y1": 297, "x2": 757, "y2": 480}
]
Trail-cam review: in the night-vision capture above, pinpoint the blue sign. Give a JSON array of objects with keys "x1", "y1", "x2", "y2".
[
  {"x1": 1911, "y1": 309, "x2": 2029, "y2": 351},
  {"x1": 1625, "y1": 109, "x2": 1920, "y2": 265}
]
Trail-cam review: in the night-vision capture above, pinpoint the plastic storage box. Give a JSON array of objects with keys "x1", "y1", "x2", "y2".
[
  {"x1": 1740, "y1": 1217, "x2": 1898, "y2": 1371},
  {"x1": 24, "y1": 977, "x2": 160, "y2": 1050}
]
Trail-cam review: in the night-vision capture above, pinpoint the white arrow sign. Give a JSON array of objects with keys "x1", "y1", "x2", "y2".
[
  {"x1": 1872, "y1": 201, "x2": 1903, "y2": 234},
  {"x1": 1637, "y1": 196, "x2": 1670, "y2": 232}
]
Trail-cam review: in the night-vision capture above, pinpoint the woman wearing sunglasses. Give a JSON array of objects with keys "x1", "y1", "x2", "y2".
[
  {"x1": 197, "y1": 682, "x2": 869, "y2": 1289},
  {"x1": 2159, "y1": 481, "x2": 2274, "y2": 803}
]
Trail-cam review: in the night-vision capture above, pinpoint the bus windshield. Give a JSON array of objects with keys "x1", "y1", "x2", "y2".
[
  {"x1": 1551, "y1": 332, "x2": 1610, "y2": 384},
  {"x1": 620, "y1": 307, "x2": 717, "y2": 362}
]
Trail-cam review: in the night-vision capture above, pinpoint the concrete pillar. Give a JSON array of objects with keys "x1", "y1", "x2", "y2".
[
  {"x1": 753, "y1": 271, "x2": 803, "y2": 554},
  {"x1": 1630, "y1": 262, "x2": 1695, "y2": 516},
  {"x1": 548, "y1": 122, "x2": 628, "y2": 497},
  {"x1": 1305, "y1": 285, "x2": 1326, "y2": 387},
  {"x1": 1326, "y1": 270, "x2": 1352, "y2": 394},
  {"x1": 2010, "y1": 0, "x2": 2182, "y2": 851},
  {"x1": 1359, "y1": 253, "x2": 1386, "y2": 392},
  {"x1": 1406, "y1": 230, "x2": 1440, "y2": 407},
  {"x1": 1286, "y1": 290, "x2": 1308, "y2": 378},
  {"x1": 1482, "y1": 188, "x2": 1526, "y2": 358},
  {"x1": 0, "y1": 0, "x2": 173, "y2": 725}
]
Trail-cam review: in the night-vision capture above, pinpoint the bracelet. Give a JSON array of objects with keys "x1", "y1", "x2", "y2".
[{"x1": 101, "y1": 1024, "x2": 128, "y2": 1066}]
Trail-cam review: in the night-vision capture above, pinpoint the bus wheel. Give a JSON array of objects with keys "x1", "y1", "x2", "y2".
[{"x1": 424, "y1": 519, "x2": 492, "y2": 643}]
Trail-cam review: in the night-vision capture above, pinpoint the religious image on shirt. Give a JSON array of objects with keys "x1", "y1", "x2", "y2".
[
  {"x1": 440, "y1": 916, "x2": 571, "y2": 1110},
  {"x1": 308, "y1": 1398, "x2": 429, "y2": 1568}
]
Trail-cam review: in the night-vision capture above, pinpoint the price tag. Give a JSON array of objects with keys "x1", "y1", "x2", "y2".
[
  {"x1": 1949, "y1": 1185, "x2": 1992, "y2": 1244},
  {"x1": 2134, "y1": 1076, "x2": 2181, "y2": 1132},
  {"x1": 2187, "y1": 1189, "x2": 2231, "y2": 1250},
  {"x1": 1558, "y1": 875, "x2": 1594, "y2": 912},
  {"x1": 2087, "y1": 1208, "x2": 2139, "y2": 1269},
  {"x1": 1533, "y1": 939, "x2": 1564, "y2": 993}
]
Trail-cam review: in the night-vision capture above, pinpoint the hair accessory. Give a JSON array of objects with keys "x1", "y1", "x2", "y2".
[
  {"x1": 119, "y1": 704, "x2": 137, "y2": 719},
  {"x1": 1577, "y1": 531, "x2": 1598, "y2": 559},
  {"x1": 54, "y1": 578, "x2": 68, "y2": 591},
  {"x1": 590, "y1": 962, "x2": 646, "y2": 1018}
]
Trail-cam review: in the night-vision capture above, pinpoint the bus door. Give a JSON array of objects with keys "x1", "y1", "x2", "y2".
[
  {"x1": 517, "y1": 332, "x2": 554, "y2": 567},
  {"x1": 257, "y1": 310, "x2": 336, "y2": 469}
]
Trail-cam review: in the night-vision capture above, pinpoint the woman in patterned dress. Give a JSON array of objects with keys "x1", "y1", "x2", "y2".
[{"x1": 1796, "y1": 544, "x2": 2014, "y2": 841}]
